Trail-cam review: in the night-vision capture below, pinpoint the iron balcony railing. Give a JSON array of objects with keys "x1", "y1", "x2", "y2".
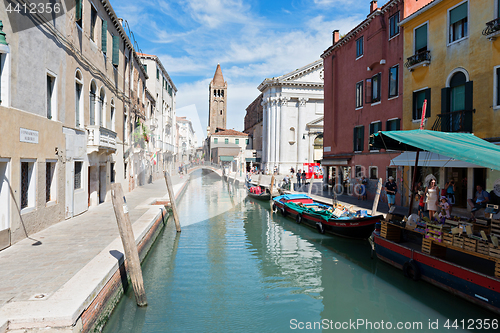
[
  {"x1": 404, "y1": 50, "x2": 431, "y2": 69},
  {"x1": 431, "y1": 109, "x2": 475, "y2": 133},
  {"x1": 483, "y1": 18, "x2": 500, "y2": 37}
]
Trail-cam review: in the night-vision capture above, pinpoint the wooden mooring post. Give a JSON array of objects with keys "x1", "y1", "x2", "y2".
[
  {"x1": 270, "y1": 175, "x2": 275, "y2": 207},
  {"x1": 164, "y1": 171, "x2": 182, "y2": 232},
  {"x1": 371, "y1": 178, "x2": 383, "y2": 216},
  {"x1": 110, "y1": 183, "x2": 147, "y2": 307}
]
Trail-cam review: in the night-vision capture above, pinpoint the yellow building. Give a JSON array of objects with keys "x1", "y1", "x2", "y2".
[{"x1": 400, "y1": 0, "x2": 500, "y2": 210}]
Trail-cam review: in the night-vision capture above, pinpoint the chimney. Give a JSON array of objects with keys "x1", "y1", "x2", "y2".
[
  {"x1": 370, "y1": 1, "x2": 378, "y2": 13},
  {"x1": 333, "y1": 30, "x2": 340, "y2": 44}
]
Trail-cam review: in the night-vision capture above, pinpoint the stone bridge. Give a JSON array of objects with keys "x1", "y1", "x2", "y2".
[{"x1": 185, "y1": 163, "x2": 223, "y2": 177}]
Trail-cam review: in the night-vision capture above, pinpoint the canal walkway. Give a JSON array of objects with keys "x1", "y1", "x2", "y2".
[{"x1": 0, "y1": 175, "x2": 189, "y2": 333}]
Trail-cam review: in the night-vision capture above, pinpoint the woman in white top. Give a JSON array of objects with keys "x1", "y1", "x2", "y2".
[{"x1": 426, "y1": 179, "x2": 440, "y2": 221}]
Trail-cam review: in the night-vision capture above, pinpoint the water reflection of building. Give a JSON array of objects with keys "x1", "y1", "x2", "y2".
[{"x1": 243, "y1": 205, "x2": 323, "y2": 296}]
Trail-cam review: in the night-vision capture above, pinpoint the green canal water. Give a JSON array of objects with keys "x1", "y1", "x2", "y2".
[{"x1": 103, "y1": 170, "x2": 500, "y2": 332}]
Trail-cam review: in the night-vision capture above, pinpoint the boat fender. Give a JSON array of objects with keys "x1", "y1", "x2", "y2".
[
  {"x1": 316, "y1": 222, "x2": 325, "y2": 234},
  {"x1": 272, "y1": 203, "x2": 278, "y2": 213},
  {"x1": 296, "y1": 213, "x2": 302, "y2": 224},
  {"x1": 403, "y1": 259, "x2": 421, "y2": 281},
  {"x1": 280, "y1": 207, "x2": 287, "y2": 217}
]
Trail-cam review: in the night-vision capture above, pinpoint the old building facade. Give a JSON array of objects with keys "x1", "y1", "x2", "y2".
[
  {"x1": 258, "y1": 59, "x2": 324, "y2": 175},
  {"x1": 208, "y1": 64, "x2": 227, "y2": 135}
]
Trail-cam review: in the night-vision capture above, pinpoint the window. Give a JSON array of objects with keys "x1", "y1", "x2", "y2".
[
  {"x1": 90, "y1": 81, "x2": 97, "y2": 125},
  {"x1": 75, "y1": 71, "x2": 83, "y2": 128},
  {"x1": 388, "y1": 65, "x2": 398, "y2": 98},
  {"x1": 112, "y1": 35, "x2": 119, "y2": 67},
  {"x1": 369, "y1": 121, "x2": 382, "y2": 150},
  {"x1": 389, "y1": 12, "x2": 400, "y2": 38},
  {"x1": 156, "y1": 68, "x2": 159, "y2": 80},
  {"x1": 353, "y1": 126, "x2": 364, "y2": 152},
  {"x1": 110, "y1": 162, "x2": 115, "y2": 183},
  {"x1": 246, "y1": 138, "x2": 249, "y2": 145},
  {"x1": 356, "y1": 81, "x2": 363, "y2": 108},
  {"x1": 46, "y1": 74, "x2": 56, "y2": 120},
  {"x1": 495, "y1": 66, "x2": 500, "y2": 108},
  {"x1": 386, "y1": 118, "x2": 400, "y2": 131},
  {"x1": 414, "y1": 23, "x2": 428, "y2": 54},
  {"x1": 235, "y1": 139, "x2": 239, "y2": 144},
  {"x1": 442, "y1": 71, "x2": 473, "y2": 132},
  {"x1": 449, "y1": 2, "x2": 468, "y2": 43},
  {"x1": 369, "y1": 166, "x2": 378, "y2": 180},
  {"x1": 214, "y1": 138, "x2": 218, "y2": 144},
  {"x1": 21, "y1": 160, "x2": 36, "y2": 210},
  {"x1": 356, "y1": 37, "x2": 363, "y2": 58},
  {"x1": 101, "y1": 19, "x2": 107, "y2": 54},
  {"x1": 355, "y1": 165, "x2": 363, "y2": 178},
  {"x1": 412, "y1": 88, "x2": 431, "y2": 120},
  {"x1": 75, "y1": 0, "x2": 82, "y2": 27},
  {"x1": 110, "y1": 99, "x2": 115, "y2": 131},
  {"x1": 46, "y1": 161, "x2": 56, "y2": 203},
  {"x1": 225, "y1": 138, "x2": 229, "y2": 144},
  {"x1": 387, "y1": 167, "x2": 397, "y2": 180},
  {"x1": 74, "y1": 161, "x2": 82, "y2": 189},
  {"x1": 450, "y1": 72, "x2": 466, "y2": 112},
  {"x1": 90, "y1": 6, "x2": 97, "y2": 42},
  {"x1": 371, "y1": 73, "x2": 381, "y2": 103}
]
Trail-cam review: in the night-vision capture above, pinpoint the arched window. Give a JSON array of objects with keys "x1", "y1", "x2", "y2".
[
  {"x1": 221, "y1": 90, "x2": 224, "y2": 98},
  {"x1": 110, "y1": 98, "x2": 115, "y2": 131},
  {"x1": 443, "y1": 68, "x2": 472, "y2": 132},
  {"x1": 75, "y1": 70, "x2": 83, "y2": 128},
  {"x1": 450, "y1": 72, "x2": 466, "y2": 112},
  {"x1": 99, "y1": 87, "x2": 106, "y2": 127},
  {"x1": 90, "y1": 80, "x2": 97, "y2": 125}
]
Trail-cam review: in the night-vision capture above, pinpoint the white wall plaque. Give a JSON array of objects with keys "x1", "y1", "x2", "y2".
[
  {"x1": 20, "y1": 128, "x2": 39, "y2": 144},
  {"x1": 324, "y1": 146, "x2": 331, "y2": 152}
]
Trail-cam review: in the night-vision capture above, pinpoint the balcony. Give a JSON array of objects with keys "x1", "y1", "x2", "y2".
[
  {"x1": 163, "y1": 142, "x2": 175, "y2": 153},
  {"x1": 87, "y1": 125, "x2": 117, "y2": 154},
  {"x1": 404, "y1": 50, "x2": 431, "y2": 71},
  {"x1": 483, "y1": 18, "x2": 500, "y2": 40},
  {"x1": 431, "y1": 109, "x2": 475, "y2": 133}
]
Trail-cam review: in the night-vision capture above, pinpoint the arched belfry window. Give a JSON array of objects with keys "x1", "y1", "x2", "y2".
[
  {"x1": 90, "y1": 80, "x2": 97, "y2": 125},
  {"x1": 221, "y1": 90, "x2": 224, "y2": 98}
]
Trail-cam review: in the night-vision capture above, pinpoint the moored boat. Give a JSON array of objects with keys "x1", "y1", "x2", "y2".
[
  {"x1": 246, "y1": 184, "x2": 272, "y2": 200},
  {"x1": 272, "y1": 194, "x2": 382, "y2": 239},
  {"x1": 372, "y1": 223, "x2": 500, "y2": 315}
]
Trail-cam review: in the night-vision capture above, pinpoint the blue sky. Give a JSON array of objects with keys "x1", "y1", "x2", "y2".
[{"x1": 110, "y1": 0, "x2": 389, "y2": 143}]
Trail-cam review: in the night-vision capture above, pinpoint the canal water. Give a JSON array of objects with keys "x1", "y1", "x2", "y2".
[{"x1": 103, "y1": 170, "x2": 499, "y2": 332}]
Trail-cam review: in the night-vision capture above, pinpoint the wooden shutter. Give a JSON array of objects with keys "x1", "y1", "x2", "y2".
[
  {"x1": 441, "y1": 87, "x2": 450, "y2": 114},
  {"x1": 395, "y1": 118, "x2": 401, "y2": 130},
  {"x1": 360, "y1": 126, "x2": 364, "y2": 151},
  {"x1": 76, "y1": 0, "x2": 82, "y2": 21},
  {"x1": 101, "y1": 20, "x2": 107, "y2": 54},
  {"x1": 112, "y1": 36, "x2": 120, "y2": 67},
  {"x1": 353, "y1": 127, "x2": 357, "y2": 151}
]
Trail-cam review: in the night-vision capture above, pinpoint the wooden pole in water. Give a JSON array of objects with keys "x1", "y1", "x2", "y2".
[
  {"x1": 110, "y1": 183, "x2": 147, "y2": 307},
  {"x1": 164, "y1": 171, "x2": 181, "y2": 232},
  {"x1": 371, "y1": 178, "x2": 383, "y2": 216},
  {"x1": 270, "y1": 174, "x2": 275, "y2": 202}
]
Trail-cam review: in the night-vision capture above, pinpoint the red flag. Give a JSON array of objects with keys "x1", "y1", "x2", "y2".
[{"x1": 419, "y1": 99, "x2": 427, "y2": 130}]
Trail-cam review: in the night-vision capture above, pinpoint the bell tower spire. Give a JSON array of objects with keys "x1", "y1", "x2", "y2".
[{"x1": 208, "y1": 64, "x2": 227, "y2": 134}]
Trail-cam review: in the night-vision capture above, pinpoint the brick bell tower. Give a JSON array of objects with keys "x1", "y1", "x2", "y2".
[{"x1": 208, "y1": 64, "x2": 227, "y2": 134}]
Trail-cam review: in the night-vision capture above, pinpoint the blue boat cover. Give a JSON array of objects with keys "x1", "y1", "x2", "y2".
[{"x1": 274, "y1": 194, "x2": 312, "y2": 201}]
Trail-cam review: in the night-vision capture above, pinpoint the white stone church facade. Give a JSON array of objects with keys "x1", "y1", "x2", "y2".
[{"x1": 258, "y1": 60, "x2": 324, "y2": 174}]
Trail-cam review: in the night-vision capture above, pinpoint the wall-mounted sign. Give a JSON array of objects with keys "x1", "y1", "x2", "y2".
[
  {"x1": 20, "y1": 128, "x2": 39, "y2": 144},
  {"x1": 324, "y1": 146, "x2": 331, "y2": 152}
]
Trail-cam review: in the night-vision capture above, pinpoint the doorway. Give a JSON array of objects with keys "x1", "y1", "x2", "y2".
[
  {"x1": 0, "y1": 160, "x2": 10, "y2": 250},
  {"x1": 99, "y1": 165, "x2": 106, "y2": 204}
]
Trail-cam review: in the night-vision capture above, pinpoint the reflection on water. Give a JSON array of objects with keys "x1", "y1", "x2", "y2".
[{"x1": 103, "y1": 170, "x2": 499, "y2": 333}]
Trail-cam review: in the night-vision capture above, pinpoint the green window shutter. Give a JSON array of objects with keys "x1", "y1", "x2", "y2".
[
  {"x1": 498, "y1": 0, "x2": 500, "y2": 18},
  {"x1": 353, "y1": 127, "x2": 357, "y2": 151},
  {"x1": 386, "y1": 120, "x2": 390, "y2": 131},
  {"x1": 76, "y1": 0, "x2": 82, "y2": 21},
  {"x1": 450, "y1": 2, "x2": 468, "y2": 25},
  {"x1": 415, "y1": 24, "x2": 427, "y2": 52},
  {"x1": 143, "y1": 64, "x2": 147, "y2": 72},
  {"x1": 112, "y1": 36, "x2": 119, "y2": 66},
  {"x1": 101, "y1": 20, "x2": 107, "y2": 54},
  {"x1": 360, "y1": 126, "x2": 364, "y2": 151},
  {"x1": 396, "y1": 119, "x2": 401, "y2": 130}
]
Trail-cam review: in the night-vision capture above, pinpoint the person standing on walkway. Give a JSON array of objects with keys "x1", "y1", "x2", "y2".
[
  {"x1": 426, "y1": 179, "x2": 440, "y2": 221},
  {"x1": 385, "y1": 176, "x2": 398, "y2": 210},
  {"x1": 301, "y1": 170, "x2": 307, "y2": 190},
  {"x1": 445, "y1": 180, "x2": 456, "y2": 215},
  {"x1": 296, "y1": 169, "x2": 302, "y2": 188}
]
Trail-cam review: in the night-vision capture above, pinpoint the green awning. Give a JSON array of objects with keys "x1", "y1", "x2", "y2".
[
  {"x1": 246, "y1": 158, "x2": 256, "y2": 162},
  {"x1": 219, "y1": 156, "x2": 234, "y2": 162},
  {"x1": 370, "y1": 130, "x2": 500, "y2": 171}
]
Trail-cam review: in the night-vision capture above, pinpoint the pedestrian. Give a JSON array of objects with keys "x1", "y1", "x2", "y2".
[
  {"x1": 425, "y1": 179, "x2": 440, "y2": 221},
  {"x1": 301, "y1": 170, "x2": 307, "y2": 189},
  {"x1": 296, "y1": 169, "x2": 302, "y2": 188},
  {"x1": 416, "y1": 190, "x2": 425, "y2": 219},
  {"x1": 445, "y1": 180, "x2": 456, "y2": 215},
  {"x1": 438, "y1": 196, "x2": 451, "y2": 222},
  {"x1": 385, "y1": 176, "x2": 398, "y2": 210}
]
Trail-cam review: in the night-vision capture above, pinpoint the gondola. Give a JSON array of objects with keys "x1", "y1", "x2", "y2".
[
  {"x1": 245, "y1": 184, "x2": 272, "y2": 200},
  {"x1": 272, "y1": 194, "x2": 382, "y2": 239}
]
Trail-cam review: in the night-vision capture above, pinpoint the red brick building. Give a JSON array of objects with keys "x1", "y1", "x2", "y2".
[{"x1": 321, "y1": 0, "x2": 431, "y2": 203}]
